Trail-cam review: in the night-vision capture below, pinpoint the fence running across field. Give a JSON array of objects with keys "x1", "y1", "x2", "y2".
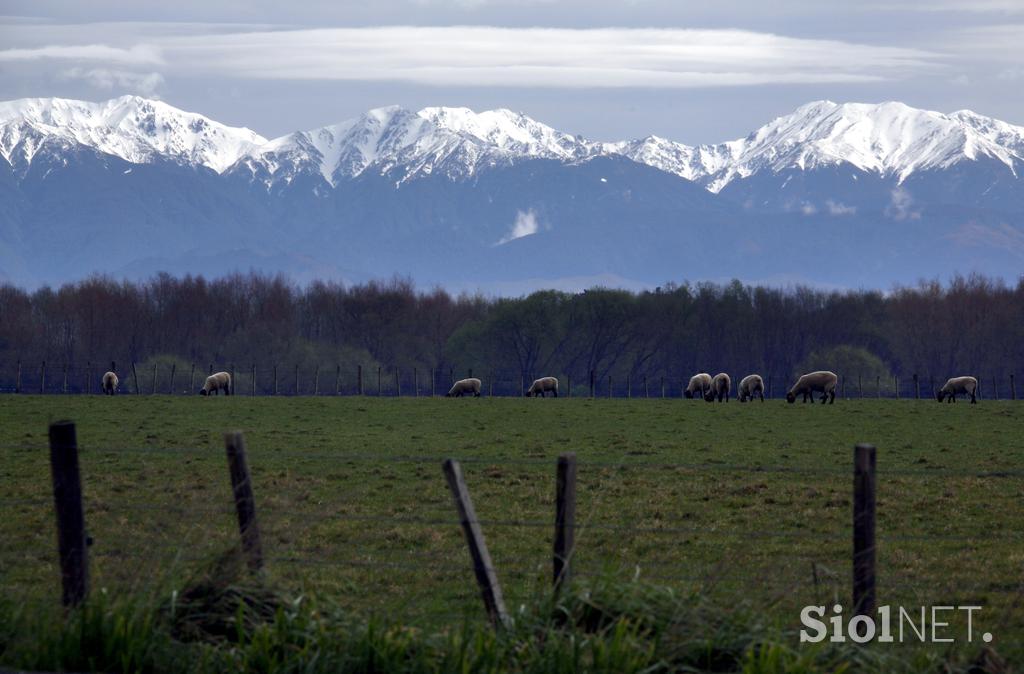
[
  {"x1": 3, "y1": 422, "x2": 1022, "y2": 640},
  {"x1": 0, "y1": 360, "x2": 1019, "y2": 400}
]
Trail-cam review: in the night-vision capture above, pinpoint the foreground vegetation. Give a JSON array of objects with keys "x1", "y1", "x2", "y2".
[{"x1": 1, "y1": 395, "x2": 1021, "y2": 670}]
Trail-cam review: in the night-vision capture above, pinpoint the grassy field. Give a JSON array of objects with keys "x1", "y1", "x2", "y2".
[{"x1": 1, "y1": 395, "x2": 1022, "y2": 668}]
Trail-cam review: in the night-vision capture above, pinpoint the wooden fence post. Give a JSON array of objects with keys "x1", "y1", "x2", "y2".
[
  {"x1": 335, "y1": 364, "x2": 341, "y2": 396},
  {"x1": 294, "y1": 364, "x2": 300, "y2": 396},
  {"x1": 607, "y1": 375, "x2": 612, "y2": 398},
  {"x1": 62, "y1": 364, "x2": 68, "y2": 394},
  {"x1": 86, "y1": 362, "x2": 92, "y2": 394},
  {"x1": 644, "y1": 375, "x2": 648, "y2": 398},
  {"x1": 230, "y1": 365, "x2": 235, "y2": 395},
  {"x1": 553, "y1": 453, "x2": 577, "y2": 589},
  {"x1": 876, "y1": 375, "x2": 880, "y2": 399},
  {"x1": 858, "y1": 374, "x2": 863, "y2": 398},
  {"x1": 626, "y1": 374, "x2": 631, "y2": 399},
  {"x1": 314, "y1": 365, "x2": 320, "y2": 396},
  {"x1": 442, "y1": 459, "x2": 510, "y2": 629},
  {"x1": 489, "y1": 374, "x2": 494, "y2": 397},
  {"x1": 661, "y1": 376, "x2": 666, "y2": 398},
  {"x1": 894, "y1": 376, "x2": 900, "y2": 399},
  {"x1": 377, "y1": 366, "x2": 382, "y2": 396},
  {"x1": 208, "y1": 363, "x2": 213, "y2": 376},
  {"x1": 131, "y1": 362, "x2": 139, "y2": 394},
  {"x1": 151, "y1": 363, "x2": 158, "y2": 394},
  {"x1": 169, "y1": 363, "x2": 177, "y2": 395},
  {"x1": 430, "y1": 368, "x2": 435, "y2": 397},
  {"x1": 251, "y1": 364, "x2": 257, "y2": 397},
  {"x1": 767, "y1": 375, "x2": 772, "y2": 399},
  {"x1": 189, "y1": 363, "x2": 195, "y2": 393},
  {"x1": 40, "y1": 360, "x2": 46, "y2": 394},
  {"x1": 357, "y1": 365, "x2": 363, "y2": 395},
  {"x1": 224, "y1": 432, "x2": 263, "y2": 572},
  {"x1": 853, "y1": 443, "x2": 877, "y2": 617},
  {"x1": 993, "y1": 375, "x2": 999, "y2": 401},
  {"x1": 414, "y1": 368, "x2": 419, "y2": 397},
  {"x1": 1011, "y1": 374, "x2": 1017, "y2": 401},
  {"x1": 273, "y1": 364, "x2": 279, "y2": 396},
  {"x1": 567, "y1": 374, "x2": 571, "y2": 398},
  {"x1": 15, "y1": 360, "x2": 21, "y2": 393},
  {"x1": 913, "y1": 373, "x2": 920, "y2": 399},
  {"x1": 589, "y1": 370, "x2": 595, "y2": 398},
  {"x1": 841, "y1": 374, "x2": 845, "y2": 400},
  {"x1": 49, "y1": 421, "x2": 89, "y2": 606},
  {"x1": 395, "y1": 367, "x2": 400, "y2": 397}
]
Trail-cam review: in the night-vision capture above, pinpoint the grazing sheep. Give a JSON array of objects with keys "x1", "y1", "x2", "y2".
[
  {"x1": 526, "y1": 376, "x2": 559, "y2": 397},
  {"x1": 684, "y1": 373, "x2": 712, "y2": 399},
  {"x1": 936, "y1": 376, "x2": 978, "y2": 404},
  {"x1": 199, "y1": 371, "x2": 232, "y2": 396},
  {"x1": 447, "y1": 377, "x2": 482, "y2": 397},
  {"x1": 101, "y1": 371, "x2": 119, "y2": 395},
  {"x1": 704, "y1": 373, "x2": 731, "y2": 402},
  {"x1": 738, "y1": 374, "x2": 765, "y2": 402},
  {"x1": 786, "y1": 371, "x2": 838, "y2": 404}
]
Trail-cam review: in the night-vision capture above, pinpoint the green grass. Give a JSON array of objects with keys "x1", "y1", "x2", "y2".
[{"x1": 1, "y1": 395, "x2": 1022, "y2": 670}]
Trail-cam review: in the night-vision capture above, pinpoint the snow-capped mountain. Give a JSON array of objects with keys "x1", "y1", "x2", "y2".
[
  {"x1": 1, "y1": 95, "x2": 1022, "y2": 290},
  {"x1": 0, "y1": 95, "x2": 266, "y2": 173}
]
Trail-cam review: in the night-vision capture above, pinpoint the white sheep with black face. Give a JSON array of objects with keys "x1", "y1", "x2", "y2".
[
  {"x1": 936, "y1": 376, "x2": 978, "y2": 404},
  {"x1": 101, "y1": 371, "x2": 119, "y2": 395},
  {"x1": 447, "y1": 378, "x2": 481, "y2": 397},
  {"x1": 200, "y1": 371, "x2": 232, "y2": 396},
  {"x1": 786, "y1": 371, "x2": 837, "y2": 404},
  {"x1": 684, "y1": 373, "x2": 712, "y2": 399},
  {"x1": 704, "y1": 373, "x2": 731, "y2": 402},
  {"x1": 526, "y1": 377, "x2": 558, "y2": 397},
  {"x1": 738, "y1": 374, "x2": 764, "y2": 402}
]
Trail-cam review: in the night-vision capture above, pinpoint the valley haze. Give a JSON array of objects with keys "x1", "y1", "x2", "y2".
[{"x1": 2, "y1": 95, "x2": 1023, "y2": 292}]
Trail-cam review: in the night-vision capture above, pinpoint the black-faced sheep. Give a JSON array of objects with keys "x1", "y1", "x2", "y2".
[
  {"x1": 936, "y1": 376, "x2": 978, "y2": 404},
  {"x1": 786, "y1": 371, "x2": 837, "y2": 404},
  {"x1": 684, "y1": 373, "x2": 712, "y2": 399},
  {"x1": 447, "y1": 378, "x2": 481, "y2": 397},
  {"x1": 199, "y1": 371, "x2": 232, "y2": 396},
  {"x1": 101, "y1": 371, "x2": 119, "y2": 395},
  {"x1": 704, "y1": 373, "x2": 731, "y2": 402},
  {"x1": 738, "y1": 374, "x2": 765, "y2": 402},
  {"x1": 526, "y1": 376, "x2": 558, "y2": 397}
]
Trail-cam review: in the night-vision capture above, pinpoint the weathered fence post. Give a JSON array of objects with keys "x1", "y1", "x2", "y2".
[
  {"x1": 40, "y1": 360, "x2": 46, "y2": 394},
  {"x1": 86, "y1": 362, "x2": 92, "y2": 394},
  {"x1": 273, "y1": 364, "x2": 279, "y2": 396},
  {"x1": 431, "y1": 368, "x2": 435, "y2": 397},
  {"x1": 442, "y1": 459, "x2": 510, "y2": 629},
  {"x1": 841, "y1": 374, "x2": 846, "y2": 399},
  {"x1": 626, "y1": 374, "x2": 631, "y2": 399},
  {"x1": 468, "y1": 368, "x2": 473, "y2": 379},
  {"x1": 189, "y1": 363, "x2": 196, "y2": 393},
  {"x1": 853, "y1": 443, "x2": 877, "y2": 617},
  {"x1": 661, "y1": 376, "x2": 666, "y2": 398},
  {"x1": 858, "y1": 374, "x2": 863, "y2": 398},
  {"x1": 876, "y1": 375, "x2": 880, "y2": 399},
  {"x1": 62, "y1": 364, "x2": 68, "y2": 394},
  {"x1": 489, "y1": 374, "x2": 494, "y2": 397},
  {"x1": 993, "y1": 375, "x2": 999, "y2": 401},
  {"x1": 209, "y1": 363, "x2": 214, "y2": 375},
  {"x1": 294, "y1": 364, "x2": 300, "y2": 396},
  {"x1": 567, "y1": 374, "x2": 571, "y2": 398},
  {"x1": 151, "y1": 363, "x2": 158, "y2": 395},
  {"x1": 553, "y1": 453, "x2": 577, "y2": 589},
  {"x1": 168, "y1": 363, "x2": 177, "y2": 395},
  {"x1": 224, "y1": 431, "x2": 263, "y2": 572},
  {"x1": 913, "y1": 373, "x2": 920, "y2": 399},
  {"x1": 1011, "y1": 374, "x2": 1017, "y2": 401},
  {"x1": 357, "y1": 365, "x2": 363, "y2": 395},
  {"x1": 929, "y1": 375, "x2": 934, "y2": 398},
  {"x1": 377, "y1": 366, "x2": 382, "y2": 396},
  {"x1": 314, "y1": 365, "x2": 320, "y2": 396},
  {"x1": 49, "y1": 421, "x2": 89, "y2": 606},
  {"x1": 335, "y1": 364, "x2": 341, "y2": 396},
  {"x1": 15, "y1": 360, "x2": 21, "y2": 393},
  {"x1": 251, "y1": 364, "x2": 257, "y2": 397},
  {"x1": 413, "y1": 368, "x2": 419, "y2": 397},
  {"x1": 589, "y1": 370, "x2": 595, "y2": 398},
  {"x1": 894, "y1": 376, "x2": 900, "y2": 399},
  {"x1": 644, "y1": 375, "x2": 649, "y2": 398},
  {"x1": 230, "y1": 365, "x2": 235, "y2": 395},
  {"x1": 607, "y1": 375, "x2": 612, "y2": 398},
  {"x1": 131, "y1": 362, "x2": 139, "y2": 394}
]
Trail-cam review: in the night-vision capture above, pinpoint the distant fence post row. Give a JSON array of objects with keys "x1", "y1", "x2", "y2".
[
  {"x1": 48, "y1": 423, "x2": 877, "y2": 630},
  {"x1": 7, "y1": 364, "x2": 1020, "y2": 399}
]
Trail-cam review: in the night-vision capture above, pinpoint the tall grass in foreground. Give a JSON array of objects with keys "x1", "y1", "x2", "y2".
[{"x1": 0, "y1": 550, "x2": 1008, "y2": 673}]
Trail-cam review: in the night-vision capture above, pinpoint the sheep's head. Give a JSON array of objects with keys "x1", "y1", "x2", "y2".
[
  {"x1": 199, "y1": 388, "x2": 208, "y2": 396},
  {"x1": 684, "y1": 389, "x2": 693, "y2": 399},
  {"x1": 935, "y1": 390, "x2": 945, "y2": 402},
  {"x1": 786, "y1": 392, "x2": 796, "y2": 403},
  {"x1": 703, "y1": 390, "x2": 715, "y2": 402}
]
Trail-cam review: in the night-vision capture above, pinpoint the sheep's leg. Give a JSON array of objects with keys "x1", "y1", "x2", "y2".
[
  {"x1": 553, "y1": 389, "x2": 558, "y2": 397},
  {"x1": 828, "y1": 391, "x2": 835, "y2": 404},
  {"x1": 970, "y1": 392, "x2": 977, "y2": 404}
]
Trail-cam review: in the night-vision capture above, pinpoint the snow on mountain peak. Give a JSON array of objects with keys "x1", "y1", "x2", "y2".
[{"x1": 0, "y1": 95, "x2": 267, "y2": 172}]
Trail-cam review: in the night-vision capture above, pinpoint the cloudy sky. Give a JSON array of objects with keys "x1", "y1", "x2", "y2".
[{"x1": 2, "y1": 0, "x2": 1023, "y2": 143}]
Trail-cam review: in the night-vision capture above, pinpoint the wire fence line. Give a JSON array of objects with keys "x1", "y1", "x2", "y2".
[
  {"x1": 4, "y1": 426, "x2": 1022, "y2": 630},
  {"x1": 0, "y1": 359, "x2": 1019, "y2": 400}
]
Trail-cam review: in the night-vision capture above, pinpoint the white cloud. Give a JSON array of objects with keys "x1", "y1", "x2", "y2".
[
  {"x1": 0, "y1": 43, "x2": 162, "y2": 65},
  {"x1": 885, "y1": 186, "x2": 920, "y2": 221},
  {"x1": 60, "y1": 67, "x2": 165, "y2": 96},
  {"x1": 800, "y1": 202, "x2": 817, "y2": 215},
  {"x1": 7, "y1": 25, "x2": 939, "y2": 90},
  {"x1": 825, "y1": 200, "x2": 856, "y2": 215},
  {"x1": 496, "y1": 209, "x2": 541, "y2": 245}
]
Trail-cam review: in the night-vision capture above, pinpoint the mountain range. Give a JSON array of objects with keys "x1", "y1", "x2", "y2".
[{"x1": 2, "y1": 95, "x2": 1022, "y2": 290}]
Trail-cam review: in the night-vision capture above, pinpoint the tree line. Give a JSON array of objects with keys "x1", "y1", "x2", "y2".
[{"x1": 0, "y1": 272, "x2": 1021, "y2": 394}]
